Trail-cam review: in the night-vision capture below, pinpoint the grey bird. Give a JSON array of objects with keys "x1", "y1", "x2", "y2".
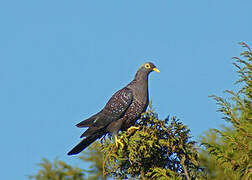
[{"x1": 68, "y1": 62, "x2": 160, "y2": 155}]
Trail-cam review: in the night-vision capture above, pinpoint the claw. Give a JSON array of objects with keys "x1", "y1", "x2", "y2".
[
  {"x1": 115, "y1": 135, "x2": 124, "y2": 149},
  {"x1": 127, "y1": 126, "x2": 140, "y2": 133}
]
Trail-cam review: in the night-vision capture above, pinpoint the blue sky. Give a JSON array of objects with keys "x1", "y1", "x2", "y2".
[{"x1": 0, "y1": 0, "x2": 251, "y2": 179}]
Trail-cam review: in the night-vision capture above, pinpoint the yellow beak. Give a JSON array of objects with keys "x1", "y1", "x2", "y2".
[{"x1": 153, "y1": 68, "x2": 160, "y2": 73}]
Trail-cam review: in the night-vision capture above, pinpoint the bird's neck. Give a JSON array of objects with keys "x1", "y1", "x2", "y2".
[
  {"x1": 130, "y1": 71, "x2": 149, "y2": 102},
  {"x1": 134, "y1": 70, "x2": 149, "y2": 82}
]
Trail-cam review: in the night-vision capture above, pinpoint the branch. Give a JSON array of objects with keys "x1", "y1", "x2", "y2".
[{"x1": 181, "y1": 163, "x2": 191, "y2": 180}]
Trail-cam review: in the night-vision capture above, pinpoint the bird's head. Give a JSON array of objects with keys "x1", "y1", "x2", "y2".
[{"x1": 138, "y1": 62, "x2": 160, "y2": 74}]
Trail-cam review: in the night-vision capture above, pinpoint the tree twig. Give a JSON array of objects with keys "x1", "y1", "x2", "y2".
[{"x1": 181, "y1": 163, "x2": 191, "y2": 180}]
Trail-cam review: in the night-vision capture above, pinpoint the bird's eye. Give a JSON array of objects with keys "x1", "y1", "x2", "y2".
[{"x1": 145, "y1": 64, "x2": 151, "y2": 69}]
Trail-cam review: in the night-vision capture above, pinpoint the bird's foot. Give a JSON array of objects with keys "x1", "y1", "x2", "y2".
[
  {"x1": 115, "y1": 135, "x2": 124, "y2": 149},
  {"x1": 127, "y1": 126, "x2": 140, "y2": 134}
]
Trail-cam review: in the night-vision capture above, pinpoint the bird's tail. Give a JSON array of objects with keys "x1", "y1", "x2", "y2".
[{"x1": 67, "y1": 132, "x2": 103, "y2": 155}]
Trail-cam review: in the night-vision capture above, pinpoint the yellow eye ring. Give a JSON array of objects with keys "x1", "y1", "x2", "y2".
[{"x1": 145, "y1": 64, "x2": 151, "y2": 69}]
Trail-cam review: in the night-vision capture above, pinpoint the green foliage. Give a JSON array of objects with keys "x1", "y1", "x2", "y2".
[
  {"x1": 200, "y1": 42, "x2": 252, "y2": 180},
  {"x1": 30, "y1": 143, "x2": 106, "y2": 180},
  {"x1": 79, "y1": 142, "x2": 107, "y2": 180},
  {"x1": 102, "y1": 109, "x2": 203, "y2": 179},
  {"x1": 29, "y1": 158, "x2": 84, "y2": 180}
]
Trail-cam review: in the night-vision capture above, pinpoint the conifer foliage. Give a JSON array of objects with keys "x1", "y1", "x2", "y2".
[
  {"x1": 200, "y1": 42, "x2": 252, "y2": 180},
  {"x1": 102, "y1": 109, "x2": 202, "y2": 179},
  {"x1": 29, "y1": 158, "x2": 84, "y2": 180},
  {"x1": 29, "y1": 144, "x2": 105, "y2": 180}
]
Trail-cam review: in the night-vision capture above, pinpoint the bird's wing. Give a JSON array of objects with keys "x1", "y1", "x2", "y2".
[
  {"x1": 76, "y1": 87, "x2": 133, "y2": 129},
  {"x1": 93, "y1": 87, "x2": 133, "y2": 127}
]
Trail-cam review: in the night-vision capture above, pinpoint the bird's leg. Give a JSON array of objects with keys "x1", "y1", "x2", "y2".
[
  {"x1": 127, "y1": 126, "x2": 140, "y2": 133},
  {"x1": 114, "y1": 135, "x2": 124, "y2": 149}
]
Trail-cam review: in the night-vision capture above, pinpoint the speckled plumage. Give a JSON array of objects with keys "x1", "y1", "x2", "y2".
[{"x1": 68, "y1": 62, "x2": 159, "y2": 155}]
